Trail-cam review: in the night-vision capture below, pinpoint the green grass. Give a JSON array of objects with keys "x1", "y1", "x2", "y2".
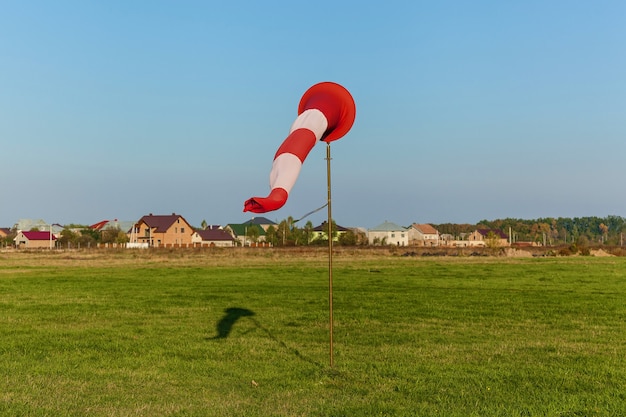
[{"x1": 1, "y1": 252, "x2": 625, "y2": 416}]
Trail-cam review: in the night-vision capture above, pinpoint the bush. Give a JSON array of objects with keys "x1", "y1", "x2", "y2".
[{"x1": 558, "y1": 247, "x2": 572, "y2": 256}]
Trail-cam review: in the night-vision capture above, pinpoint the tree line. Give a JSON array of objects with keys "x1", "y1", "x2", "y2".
[{"x1": 434, "y1": 215, "x2": 626, "y2": 246}]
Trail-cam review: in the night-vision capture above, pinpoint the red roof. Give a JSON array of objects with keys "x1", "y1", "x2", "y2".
[
  {"x1": 412, "y1": 223, "x2": 438, "y2": 234},
  {"x1": 22, "y1": 231, "x2": 57, "y2": 241},
  {"x1": 195, "y1": 227, "x2": 234, "y2": 242}
]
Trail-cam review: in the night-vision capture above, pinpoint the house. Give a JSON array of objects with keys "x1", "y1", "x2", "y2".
[
  {"x1": 467, "y1": 229, "x2": 510, "y2": 247},
  {"x1": 242, "y1": 217, "x2": 277, "y2": 232},
  {"x1": 14, "y1": 231, "x2": 57, "y2": 249},
  {"x1": 0, "y1": 228, "x2": 12, "y2": 239},
  {"x1": 311, "y1": 221, "x2": 350, "y2": 242},
  {"x1": 224, "y1": 223, "x2": 267, "y2": 246},
  {"x1": 368, "y1": 221, "x2": 409, "y2": 246},
  {"x1": 408, "y1": 223, "x2": 440, "y2": 246},
  {"x1": 129, "y1": 213, "x2": 194, "y2": 247},
  {"x1": 13, "y1": 219, "x2": 63, "y2": 235},
  {"x1": 192, "y1": 226, "x2": 235, "y2": 247}
]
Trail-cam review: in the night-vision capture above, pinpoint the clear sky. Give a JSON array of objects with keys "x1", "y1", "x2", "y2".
[{"x1": 2, "y1": 1, "x2": 625, "y2": 229}]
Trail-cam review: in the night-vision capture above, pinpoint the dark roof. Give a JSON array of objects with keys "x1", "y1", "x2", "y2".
[
  {"x1": 21, "y1": 231, "x2": 57, "y2": 241},
  {"x1": 195, "y1": 227, "x2": 235, "y2": 242},
  {"x1": 477, "y1": 229, "x2": 508, "y2": 239},
  {"x1": 242, "y1": 217, "x2": 277, "y2": 226},
  {"x1": 312, "y1": 221, "x2": 349, "y2": 232},
  {"x1": 137, "y1": 213, "x2": 189, "y2": 233}
]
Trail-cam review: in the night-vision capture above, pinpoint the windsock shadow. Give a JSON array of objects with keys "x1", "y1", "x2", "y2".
[{"x1": 210, "y1": 307, "x2": 256, "y2": 339}]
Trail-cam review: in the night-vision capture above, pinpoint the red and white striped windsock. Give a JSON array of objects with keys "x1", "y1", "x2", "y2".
[{"x1": 244, "y1": 82, "x2": 356, "y2": 213}]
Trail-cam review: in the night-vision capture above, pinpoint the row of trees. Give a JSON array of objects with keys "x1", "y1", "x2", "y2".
[
  {"x1": 435, "y1": 215, "x2": 626, "y2": 246},
  {"x1": 243, "y1": 218, "x2": 367, "y2": 247}
]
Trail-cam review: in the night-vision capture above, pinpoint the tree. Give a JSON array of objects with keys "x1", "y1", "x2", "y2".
[
  {"x1": 599, "y1": 223, "x2": 609, "y2": 244},
  {"x1": 245, "y1": 225, "x2": 260, "y2": 245},
  {"x1": 57, "y1": 228, "x2": 78, "y2": 247},
  {"x1": 302, "y1": 221, "x2": 314, "y2": 245},
  {"x1": 338, "y1": 229, "x2": 357, "y2": 246},
  {"x1": 101, "y1": 227, "x2": 123, "y2": 244},
  {"x1": 265, "y1": 225, "x2": 278, "y2": 246},
  {"x1": 484, "y1": 231, "x2": 501, "y2": 254}
]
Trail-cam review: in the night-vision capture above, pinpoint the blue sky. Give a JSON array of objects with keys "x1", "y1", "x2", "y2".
[{"x1": 2, "y1": 1, "x2": 625, "y2": 229}]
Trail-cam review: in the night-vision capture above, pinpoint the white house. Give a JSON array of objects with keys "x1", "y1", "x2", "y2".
[{"x1": 368, "y1": 221, "x2": 409, "y2": 246}]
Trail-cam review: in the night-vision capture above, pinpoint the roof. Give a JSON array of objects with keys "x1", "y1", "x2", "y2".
[
  {"x1": 477, "y1": 229, "x2": 509, "y2": 239},
  {"x1": 412, "y1": 223, "x2": 438, "y2": 234},
  {"x1": 137, "y1": 213, "x2": 190, "y2": 233},
  {"x1": 369, "y1": 221, "x2": 407, "y2": 232},
  {"x1": 312, "y1": 221, "x2": 350, "y2": 232},
  {"x1": 226, "y1": 223, "x2": 266, "y2": 236},
  {"x1": 0, "y1": 228, "x2": 11, "y2": 236},
  {"x1": 195, "y1": 227, "x2": 235, "y2": 242},
  {"x1": 242, "y1": 217, "x2": 277, "y2": 226},
  {"x1": 20, "y1": 231, "x2": 57, "y2": 241}
]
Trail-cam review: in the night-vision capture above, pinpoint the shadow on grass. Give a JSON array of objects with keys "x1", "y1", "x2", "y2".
[
  {"x1": 209, "y1": 306, "x2": 324, "y2": 369},
  {"x1": 210, "y1": 307, "x2": 256, "y2": 339}
]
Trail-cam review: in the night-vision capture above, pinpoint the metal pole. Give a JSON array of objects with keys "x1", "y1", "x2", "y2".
[{"x1": 326, "y1": 142, "x2": 334, "y2": 367}]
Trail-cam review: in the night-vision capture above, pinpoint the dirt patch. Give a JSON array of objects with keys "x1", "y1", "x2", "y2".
[
  {"x1": 590, "y1": 249, "x2": 614, "y2": 257},
  {"x1": 504, "y1": 248, "x2": 533, "y2": 257}
]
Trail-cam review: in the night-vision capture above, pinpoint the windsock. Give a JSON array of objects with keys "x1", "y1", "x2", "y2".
[{"x1": 243, "y1": 82, "x2": 356, "y2": 213}]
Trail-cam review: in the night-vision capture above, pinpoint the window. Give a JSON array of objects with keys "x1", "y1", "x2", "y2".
[{"x1": 181, "y1": 227, "x2": 185, "y2": 233}]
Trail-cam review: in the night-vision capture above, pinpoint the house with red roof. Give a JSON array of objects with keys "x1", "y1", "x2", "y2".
[
  {"x1": 192, "y1": 226, "x2": 235, "y2": 247},
  {"x1": 14, "y1": 231, "x2": 57, "y2": 249},
  {"x1": 129, "y1": 213, "x2": 194, "y2": 247},
  {"x1": 408, "y1": 223, "x2": 440, "y2": 246}
]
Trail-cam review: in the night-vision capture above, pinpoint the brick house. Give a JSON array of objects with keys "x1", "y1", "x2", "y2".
[
  {"x1": 130, "y1": 213, "x2": 194, "y2": 247},
  {"x1": 408, "y1": 223, "x2": 440, "y2": 246},
  {"x1": 14, "y1": 231, "x2": 57, "y2": 249},
  {"x1": 467, "y1": 229, "x2": 510, "y2": 247}
]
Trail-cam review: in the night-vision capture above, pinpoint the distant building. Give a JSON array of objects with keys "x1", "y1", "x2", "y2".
[
  {"x1": 13, "y1": 219, "x2": 63, "y2": 235},
  {"x1": 241, "y1": 217, "x2": 277, "y2": 232},
  {"x1": 368, "y1": 221, "x2": 409, "y2": 246},
  {"x1": 467, "y1": 229, "x2": 510, "y2": 247},
  {"x1": 129, "y1": 213, "x2": 194, "y2": 247},
  {"x1": 14, "y1": 231, "x2": 57, "y2": 249},
  {"x1": 224, "y1": 223, "x2": 267, "y2": 246},
  {"x1": 192, "y1": 226, "x2": 236, "y2": 247},
  {"x1": 408, "y1": 223, "x2": 440, "y2": 246},
  {"x1": 311, "y1": 221, "x2": 350, "y2": 242}
]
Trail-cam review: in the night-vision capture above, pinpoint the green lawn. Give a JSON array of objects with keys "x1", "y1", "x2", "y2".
[{"x1": 1, "y1": 251, "x2": 625, "y2": 416}]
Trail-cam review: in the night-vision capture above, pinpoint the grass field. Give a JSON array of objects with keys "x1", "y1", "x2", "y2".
[{"x1": 1, "y1": 249, "x2": 625, "y2": 416}]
